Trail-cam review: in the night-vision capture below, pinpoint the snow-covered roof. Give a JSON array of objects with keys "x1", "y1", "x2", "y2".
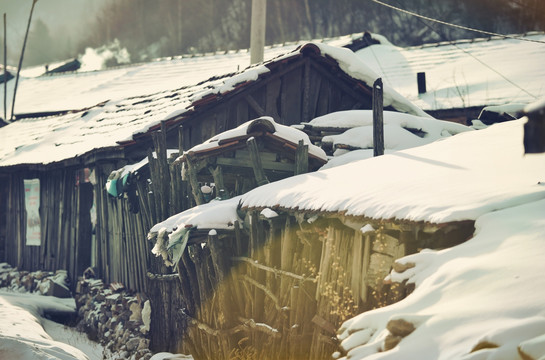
[
  {"x1": 150, "y1": 196, "x2": 242, "y2": 234},
  {"x1": 149, "y1": 116, "x2": 544, "y2": 234},
  {"x1": 305, "y1": 110, "x2": 471, "y2": 168},
  {"x1": 337, "y1": 197, "x2": 545, "y2": 360},
  {"x1": 0, "y1": 41, "x2": 426, "y2": 168},
  {"x1": 355, "y1": 32, "x2": 545, "y2": 111},
  {"x1": 0, "y1": 34, "x2": 366, "y2": 117},
  {"x1": 185, "y1": 116, "x2": 327, "y2": 162},
  {"x1": 241, "y1": 118, "x2": 545, "y2": 224}
]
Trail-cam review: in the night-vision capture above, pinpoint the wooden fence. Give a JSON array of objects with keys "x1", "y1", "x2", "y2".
[{"x1": 169, "y1": 209, "x2": 475, "y2": 359}]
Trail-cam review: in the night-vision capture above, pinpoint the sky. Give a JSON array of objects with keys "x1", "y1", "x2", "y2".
[{"x1": 0, "y1": 0, "x2": 107, "y2": 64}]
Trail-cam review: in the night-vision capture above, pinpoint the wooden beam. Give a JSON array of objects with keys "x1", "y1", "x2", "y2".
[
  {"x1": 216, "y1": 156, "x2": 295, "y2": 172},
  {"x1": 207, "y1": 165, "x2": 227, "y2": 199},
  {"x1": 241, "y1": 274, "x2": 283, "y2": 311},
  {"x1": 246, "y1": 137, "x2": 269, "y2": 186},
  {"x1": 232, "y1": 256, "x2": 316, "y2": 282},
  {"x1": 185, "y1": 158, "x2": 204, "y2": 205},
  {"x1": 245, "y1": 94, "x2": 266, "y2": 116},
  {"x1": 178, "y1": 125, "x2": 184, "y2": 154},
  {"x1": 302, "y1": 58, "x2": 311, "y2": 123},
  {"x1": 310, "y1": 61, "x2": 369, "y2": 102}
]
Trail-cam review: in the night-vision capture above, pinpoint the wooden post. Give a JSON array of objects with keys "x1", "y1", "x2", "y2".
[
  {"x1": 295, "y1": 139, "x2": 309, "y2": 175},
  {"x1": 3, "y1": 13, "x2": 7, "y2": 123},
  {"x1": 250, "y1": 0, "x2": 267, "y2": 65},
  {"x1": 178, "y1": 125, "x2": 184, "y2": 154},
  {"x1": 10, "y1": 0, "x2": 37, "y2": 121},
  {"x1": 247, "y1": 137, "x2": 269, "y2": 186},
  {"x1": 373, "y1": 78, "x2": 384, "y2": 157},
  {"x1": 361, "y1": 234, "x2": 371, "y2": 303},
  {"x1": 185, "y1": 157, "x2": 204, "y2": 205},
  {"x1": 152, "y1": 123, "x2": 171, "y2": 219},
  {"x1": 207, "y1": 165, "x2": 227, "y2": 199}
]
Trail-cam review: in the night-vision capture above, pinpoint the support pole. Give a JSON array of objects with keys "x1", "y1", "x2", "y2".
[
  {"x1": 3, "y1": 13, "x2": 7, "y2": 123},
  {"x1": 247, "y1": 137, "x2": 269, "y2": 186},
  {"x1": 11, "y1": 0, "x2": 38, "y2": 121},
  {"x1": 373, "y1": 78, "x2": 384, "y2": 157},
  {"x1": 295, "y1": 139, "x2": 308, "y2": 175},
  {"x1": 250, "y1": 0, "x2": 266, "y2": 65}
]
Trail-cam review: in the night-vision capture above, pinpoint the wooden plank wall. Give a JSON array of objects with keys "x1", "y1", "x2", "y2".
[
  {"x1": 94, "y1": 161, "x2": 155, "y2": 292},
  {"x1": 3, "y1": 168, "x2": 93, "y2": 286},
  {"x1": 181, "y1": 59, "x2": 369, "y2": 150}
]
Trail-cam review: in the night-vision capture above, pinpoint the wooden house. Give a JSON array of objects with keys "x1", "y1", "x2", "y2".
[
  {"x1": 0, "y1": 38, "x2": 432, "y2": 354},
  {"x1": 0, "y1": 40, "x2": 425, "y2": 290}
]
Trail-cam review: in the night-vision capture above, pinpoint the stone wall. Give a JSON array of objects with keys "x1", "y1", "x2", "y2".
[{"x1": 75, "y1": 278, "x2": 154, "y2": 360}]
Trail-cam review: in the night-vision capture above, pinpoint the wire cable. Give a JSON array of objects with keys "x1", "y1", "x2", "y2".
[
  {"x1": 385, "y1": 0, "x2": 538, "y2": 99},
  {"x1": 387, "y1": 0, "x2": 538, "y2": 100},
  {"x1": 368, "y1": 0, "x2": 545, "y2": 45}
]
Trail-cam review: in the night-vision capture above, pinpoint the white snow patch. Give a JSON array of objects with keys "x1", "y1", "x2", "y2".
[
  {"x1": 260, "y1": 208, "x2": 279, "y2": 219},
  {"x1": 149, "y1": 196, "x2": 242, "y2": 234},
  {"x1": 338, "y1": 197, "x2": 545, "y2": 359},
  {"x1": 360, "y1": 224, "x2": 375, "y2": 234},
  {"x1": 0, "y1": 290, "x2": 92, "y2": 360}
]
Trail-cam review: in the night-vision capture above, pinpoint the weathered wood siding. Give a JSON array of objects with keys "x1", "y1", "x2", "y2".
[
  {"x1": 178, "y1": 57, "x2": 372, "y2": 150},
  {"x1": 3, "y1": 168, "x2": 93, "y2": 285}
]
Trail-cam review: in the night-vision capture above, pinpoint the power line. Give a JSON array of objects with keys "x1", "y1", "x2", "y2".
[
  {"x1": 368, "y1": 0, "x2": 545, "y2": 45},
  {"x1": 388, "y1": 0, "x2": 538, "y2": 100}
]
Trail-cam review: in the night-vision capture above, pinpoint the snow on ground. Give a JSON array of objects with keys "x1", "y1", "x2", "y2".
[
  {"x1": 149, "y1": 353, "x2": 193, "y2": 360},
  {"x1": 337, "y1": 197, "x2": 545, "y2": 360},
  {"x1": 0, "y1": 290, "x2": 97, "y2": 360},
  {"x1": 42, "y1": 319, "x2": 103, "y2": 360}
]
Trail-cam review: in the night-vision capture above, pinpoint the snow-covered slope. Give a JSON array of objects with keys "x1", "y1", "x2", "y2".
[{"x1": 0, "y1": 290, "x2": 90, "y2": 360}]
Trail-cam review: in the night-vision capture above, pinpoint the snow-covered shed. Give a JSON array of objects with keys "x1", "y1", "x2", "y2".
[
  {"x1": 355, "y1": 32, "x2": 545, "y2": 124},
  {"x1": 179, "y1": 116, "x2": 327, "y2": 204},
  {"x1": 148, "y1": 109, "x2": 545, "y2": 358}
]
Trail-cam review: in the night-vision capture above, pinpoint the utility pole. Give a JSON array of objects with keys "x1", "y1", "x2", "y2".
[
  {"x1": 250, "y1": 0, "x2": 266, "y2": 65},
  {"x1": 3, "y1": 13, "x2": 7, "y2": 123},
  {"x1": 11, "y1": 0, "x2": 38, "y2": 121}
]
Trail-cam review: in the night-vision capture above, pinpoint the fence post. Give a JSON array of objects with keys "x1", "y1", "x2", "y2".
[{"x1": 373, "y1": 78, "x2": 384, "y2": 157}]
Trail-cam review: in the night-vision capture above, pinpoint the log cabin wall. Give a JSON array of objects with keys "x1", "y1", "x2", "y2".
[{"x1": 169, "y1": 210, "x2": 474, "y2": 359}]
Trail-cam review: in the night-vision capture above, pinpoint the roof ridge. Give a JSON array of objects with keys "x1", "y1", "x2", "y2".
[{"x1": 402, "y1": 31, "x2": 545, "y2": 50}]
